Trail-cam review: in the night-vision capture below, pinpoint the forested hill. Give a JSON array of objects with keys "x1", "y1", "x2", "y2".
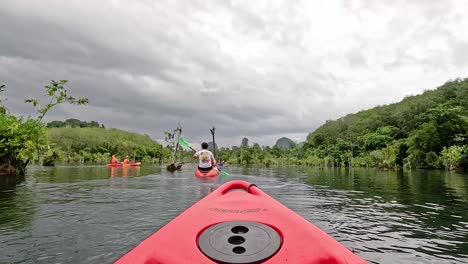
[
  {"x1": 48, "y1": 127, "x2": 168, "y2": 163},
  {"x1": 47, "y1": 118, "x2": 104, "y2": 128},
  {"x1": 305, "y1": 78, "x2": 468, "y2": 169}
]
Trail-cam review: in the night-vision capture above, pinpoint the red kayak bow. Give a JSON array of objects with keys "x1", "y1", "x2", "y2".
[{"x1": 115, "y1": 180, "x2": 367, "y2": 264}]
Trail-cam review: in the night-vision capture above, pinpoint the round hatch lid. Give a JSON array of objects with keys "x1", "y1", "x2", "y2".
[{"x1": 198, "y1": 221, "x2": 282, "y2": 263}]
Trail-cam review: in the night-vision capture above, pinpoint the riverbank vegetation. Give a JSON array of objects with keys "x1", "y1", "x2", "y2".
[
  {"x1": 47, "y1": 127, "x2": 169, "y2": 163},
  {"x1": 0, "y1": 80, "x2": 88, "y2": 176},
  {"x1": 2, "y1": 78, "x2": 467, "y2": 174},
  {"x1": 46, "y1": 118, "x2": 104, "y2": 128},
  {"x1": 216, "y1": 78, "x2": 468, "y2": 170}
]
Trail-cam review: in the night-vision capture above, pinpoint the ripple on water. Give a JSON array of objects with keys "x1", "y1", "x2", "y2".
[{"x1": 0, "y1": 166, "x2": 468, "y2": 264}]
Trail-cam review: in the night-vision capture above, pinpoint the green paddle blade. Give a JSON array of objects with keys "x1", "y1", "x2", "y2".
[
  {"x1": 220, "y1": 170, "x2": 229, "y2": 177},
  {"x1": 178, "y1": 137, "x2": 191, "y2": 149}
]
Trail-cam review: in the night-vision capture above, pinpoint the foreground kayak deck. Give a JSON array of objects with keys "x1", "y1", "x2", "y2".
[{"x1": 115, "y1": 180, "x2": 367, "y2": 264}]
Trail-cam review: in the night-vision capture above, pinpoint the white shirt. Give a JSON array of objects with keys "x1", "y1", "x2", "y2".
[{"x1": 194, "y1": 150, "x2": 214, "y2": 168}]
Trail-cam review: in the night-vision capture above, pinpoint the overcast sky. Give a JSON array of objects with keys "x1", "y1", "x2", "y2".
[{"x1": 1, "y1": 0, "x2": 467, "y2": 147}]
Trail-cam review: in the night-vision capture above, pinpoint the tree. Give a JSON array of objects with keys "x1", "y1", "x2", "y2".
[
  {"x1": 440, "y1": 146, "x2": 464, "y2": 170},
  {"x1": 89, "y1": 121, "x2": 100, "y2": 128},
  {"x1": 0, "y1": 84, "x2": 6, "y2": 114},
  {"x1": 46, "y1": 120, "x2": 65, "y2": 128},
  {"x1": 0, "y1": 114, "x2": 47, "y2": 175},
  {"x1": 47, "y1": 119, "x2": 103, "y2": 128},
  {"x1": 1, "y1": 80, "x2": 88, "y2": 176},
  {"x1": 25, "y1": 80, "x2": 88, "y2": 121},
  {"x1": 301, "y1": 78, "x2": 468, "y2": 169},
  {"x1": 427, "y1": 105, "x2": 468, "y2": 147},
  {"x1": 164, "y1": 125, "x2": 183, "y2": 171},
  {"x1": 360, "y1": 132, "x2": 393, "y2": 151}
]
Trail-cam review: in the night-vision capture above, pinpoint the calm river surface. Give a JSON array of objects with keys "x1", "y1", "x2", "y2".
[{"x1": 0, "y1": 165, "x2": 467, "y2": 264}]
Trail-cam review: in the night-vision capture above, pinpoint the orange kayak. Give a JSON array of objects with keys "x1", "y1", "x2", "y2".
[
  {"x1": 194, "y1": 168, "x2": 220, "y2": 177},
  {"x1": 106, "y1": 162, "x2": 141, "y2": 167}
]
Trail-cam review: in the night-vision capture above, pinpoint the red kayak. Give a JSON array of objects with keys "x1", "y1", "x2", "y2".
[
  {"x1": 106, "y1": 162, "x2": 141, "y2": 167},
  {"x1": 194, "y1": 167, "x2": 220, "y2": 177},
  {"x1": 115, "y1": 180, "x2": 367, "y2": 264}
]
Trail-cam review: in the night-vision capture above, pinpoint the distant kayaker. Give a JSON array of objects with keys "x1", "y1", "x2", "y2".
[
  {"x1": 194, "y1": 142, "x2": 216, "y2": 172},
  {"x1": 123, "y1": 156, "x2": 131, "y2": 164},
  {"x1": 111, "y1": 155, "x2": 119, "y2": 164},
  {"x1": 216, "y1": 160, "x2": 225, "y2": 169}
]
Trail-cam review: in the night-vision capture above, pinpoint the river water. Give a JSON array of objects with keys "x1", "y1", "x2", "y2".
[{"x1": 0, "y1": 165, "x2": 467, "y2": 264}]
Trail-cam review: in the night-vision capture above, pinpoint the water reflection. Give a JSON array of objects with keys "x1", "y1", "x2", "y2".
[
  {"x1": 0, "y1": 174, "x2": 25, "y2": 190},
  {"x1": 195, "y1": 179, "x2": 217, "y2": 198},
  {"x1": 108, "y1": 166, "x2": 141, "y2": 177},
  {"x1": 0, "y1": 184, "x2": 34, "y2": 230},
  {"x1": 296, "y1": 167, "x2": 468, "y2": 263},
  {"x1": 0, "y1": 165, "x2": 467, "y2": 264}
]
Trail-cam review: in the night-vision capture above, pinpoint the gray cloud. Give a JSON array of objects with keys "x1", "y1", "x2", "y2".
[
  {"x1": 1, "y1": 0, "x2": 467, "y2": 147},
  {"x1": 453, "y1": 42, "x2": 468, "y2": 67},
  {"x1": 347, "y1": 49, "x2": 367, "y2": 68}
]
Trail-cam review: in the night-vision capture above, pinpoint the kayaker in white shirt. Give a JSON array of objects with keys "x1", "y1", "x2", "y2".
[{"x1": 194, "y1": 142, "x2": 216, "y2": 171}]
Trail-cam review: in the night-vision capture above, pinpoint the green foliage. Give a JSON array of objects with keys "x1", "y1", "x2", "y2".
[
  {"x1": 164, "y1": 126, "x2": 183, "y2": 164},
  {"x1": 302, "y1": 78, "x2": 468, "y2": 170},
  {"x1": 360, "y1": 132, "x2": 393, "y2": 151},
  {"x1": 180, "y1": 78, "x2": 468, "y2": 170},
  {"x1": 0, "y1": 84, "x2": 6, "y2": 114},
  {"x1": 440, "y1": 145, "x2": 465, "y2": 170},
  {"x1": 25, "y1": 80, "x2": 88, "y2": 121},
  {"x1": 0, "y1": 80, "x2": 88, "y2": 176},
  {"x1": 48, "y1": 127, "x2": 168, "y2": 163},
  {"x1": 47, "y1": 119, "x2": 102, "y2": 128},
  {"x1": 0, "y1": 113, "x2": 48, "y2": 175},
  {"x1": 3, "y1": 78, "x2": 468, "y2": 173}
]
